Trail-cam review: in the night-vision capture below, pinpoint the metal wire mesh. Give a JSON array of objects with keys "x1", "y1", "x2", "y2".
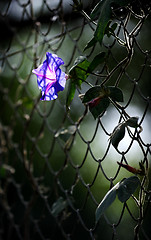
[{"x1": 0, "y1": 0, "x2": 151, "y2": 239}]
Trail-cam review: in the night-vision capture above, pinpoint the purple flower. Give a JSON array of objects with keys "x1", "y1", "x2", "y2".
[{"x1": 32, "y1": 52, "x2": 67, "y2": 100}]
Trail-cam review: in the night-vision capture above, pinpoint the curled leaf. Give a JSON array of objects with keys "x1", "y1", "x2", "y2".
[
  {"x1": 96, "y1": 182, "x2": 119, "y2": 223},
  {"x1": 110, "y1": 116, "x2": 140, "y2": 149},
  {"x1": 51, "y1": 197, "x2": 67, "y2": 217},
  {"x1": 125, "y1": 117, "x2": 139, "y2": 128},
  {"x1": 117, "y1": 176, "x2": 140, "y2": 203},
  {"x1": 110, "y1": 123, "x2": 125, "y2": 149}
]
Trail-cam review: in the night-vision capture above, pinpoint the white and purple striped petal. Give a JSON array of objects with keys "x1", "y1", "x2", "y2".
[{"x1": 32, "y1": 52, "x2": 67, "y2": 101}]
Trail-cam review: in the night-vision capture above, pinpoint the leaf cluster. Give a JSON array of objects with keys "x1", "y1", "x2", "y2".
[
  {"x1": 84, "y1": 0, "x2": 131, "y2": 50},
  {"x1": 66, "y1": 53, "x2": 106, "y2": 107},
  {"x1": 83, "y1": 85, "x2": 124, "y2": 119},
  {"x1": 96, "y1": 176, "x2": 140, "y2": 223}
]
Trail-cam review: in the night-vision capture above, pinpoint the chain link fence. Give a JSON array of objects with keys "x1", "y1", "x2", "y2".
[{"x1": 0, "y1": 0, "x2": 151, "y2": 239}]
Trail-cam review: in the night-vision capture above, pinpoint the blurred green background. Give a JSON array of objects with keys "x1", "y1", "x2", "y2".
[{"x1": 0, "y1": 0, "x2": 151, "y2": 239}]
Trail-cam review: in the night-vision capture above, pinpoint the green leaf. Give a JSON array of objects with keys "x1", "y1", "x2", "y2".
[
  {"x1": 69, "y1": 56, "x2": 90, "y2": 88},
  {"x1": 111, "y1": 22, "x2": 118, "y2": 32},
  {"x1": 89, "y1": 97, "x2": 110, "y2": 119},
  {"x1": 84, "y1": 37, "x2": 97, "y2": 51},
  {"x1": 88, "y1": 52, "x2": 106, "y2": 73},
  {"x1": 82, "y1": 86, "x2": 107, "y2": 103},
  {"x1": 82, "y1": 86, "x2": 110, "y2": 119},
  {"x1": 96, "y1": 182, "x2": 119, "y2": 223},
  {"x1": 51, "y1": 197, "x2": 67, "y2": 217},
  {"x1": 110, "y1": 116, "x2": 138, "y2": 149},
  {"x1": 0, "y1": 166, "x2": 6, "y2": 178},
  {"x1": 71, "y1": 56, "x2": 87, "y2": 67},
  {"x1": 88, "y1": 0, "x2": 131, "y2": 45},
  {"x1": 117, "y1": 176, "x2": 140, "y2": 203},
  {"x1": 94, "y1": 1, "x2": 112, "y2": 44},
  {"x1": 90, "y1": 0, "x2": 105, "y2": 20},
  {"x1": 96, "y1": 176, "x2": 140, "y2": 223},
  {"x1": 108, "y1": 86, "x2": 124, "y2": 102},
  {"x1": 66, "y1": 56, "x2": 90, "y2": 107},
  {"x1": 82, "y1": 85, "x2": 124, "y2": 119},
  {"x1": 105, "y1": 22, "x2": 118, "y2": 37},
  {"x1": 66, "y1": 79, "x2": 76, "y2": 107},
  {"x1": 110, "y1": 123, "x2": 125, "y2": 149},
  {"x1": 114, "y1": 0, "x2": 131, "y2": 7},
  {"x1": 0, "y1": 164, "x2": 15, "y2": 178},
  {"x1": 125, "y1": 117, "x2": 139, "y2": 128}
]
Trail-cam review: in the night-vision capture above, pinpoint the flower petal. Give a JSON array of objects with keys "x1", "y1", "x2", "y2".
[
  {"x1": 41, "y1": 86, "x2": 58, "y2": 101},
  {"x1": 32, "y1": 52, "x2": 67, "y2": 101},
  {"x1": 56, "y1": 69, "x2": 66, "y2": 89},
  {"x1": 46, "y1": 52, "x2": 64, "y2": 71}
]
